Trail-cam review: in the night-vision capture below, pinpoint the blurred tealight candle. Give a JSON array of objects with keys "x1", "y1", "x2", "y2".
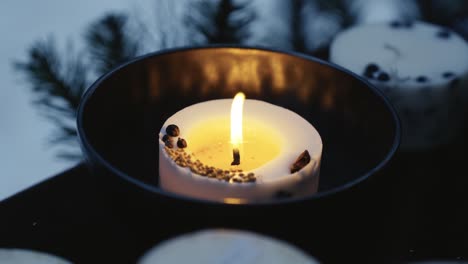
[
  {"x1": 330, "y1": 20, "x2": 468, "y2": 150},
  {"x1": 158, "y1": 92, "x2": 322, "y2": 203},
  {"x1": 138, "y1": 229, "x2": 320, "y2": 264},
  {"x1": 0, "y1": 248, "x2": 71, "y2": 264}
]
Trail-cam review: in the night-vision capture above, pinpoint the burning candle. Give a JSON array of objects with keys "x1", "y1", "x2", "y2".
[
  {"x1": 330, "y1": 21, "x2": 468, "y2": 150},
  {"x1": 158, "y1": 92, "x2": 322, "y2": 203}
]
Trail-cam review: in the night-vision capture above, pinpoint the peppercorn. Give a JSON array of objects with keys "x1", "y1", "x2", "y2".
[
  {"x1": 365, "y1": 63, "x2": 379, "y2": 73},
  {"x1": 377, "y1": 72, "x2": 390, "y2": 82},
  {"x1": 363, "y1": 63, "x2": 379, "y2": 79},
  {"x1": 442, "y1": 72, "x2": 455, "y2": 79},
  {"x1": 416, "y1": 76, "x2": 428, "y2": 83},
  {"x1": 166, "y1": 124, "x2": 180, "y2": 137},
  {"x1": 389, "y1": 21, "x2": 402, "y2": 28},
  {"x1": 165, "y1": 140, "x2": 174, "y2": 148},
  {"x1": 177, "y1": 138, "x2": 187, "y2": 148},
  {"x1": 436, "y1": 30, "x2": 451, "y2": 39}
]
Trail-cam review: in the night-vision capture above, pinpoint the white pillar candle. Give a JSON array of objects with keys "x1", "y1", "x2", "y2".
[
  {"x1": 138, "y1": 229, "x2": 320, "y2": 264},
  {"x1": 330, "y1": 21, "x2": 468, "y2": 150},
  {"x1": 158, "y1": 93, "x2": 322, "y2": 203}
]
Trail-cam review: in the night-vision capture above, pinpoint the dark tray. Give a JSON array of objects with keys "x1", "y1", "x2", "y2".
[{"x1": 0, "y1": 144, "x2": 467, "y2": 263}]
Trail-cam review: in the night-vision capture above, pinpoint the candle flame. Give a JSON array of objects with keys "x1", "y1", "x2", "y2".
[{"x1": 230, "y1": 92, "x2": 245, "y2": 148}]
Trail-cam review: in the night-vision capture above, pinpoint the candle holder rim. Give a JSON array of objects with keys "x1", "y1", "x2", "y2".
[{"x1": 77, "y1": 45, "x2": 401, "y2": 206}]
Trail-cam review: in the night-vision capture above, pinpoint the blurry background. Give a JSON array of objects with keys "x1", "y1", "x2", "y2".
[
  {"x1": 0, "y1": 0, "x2": 153, "y2": 200},
  {"x1": 1, "y1": 0, "x2": 467, "y2": 201}
]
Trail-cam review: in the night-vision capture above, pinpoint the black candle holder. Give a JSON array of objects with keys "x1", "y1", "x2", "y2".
[{"x1": 77, "y1": 46, "x2": 400, "y2": 262}]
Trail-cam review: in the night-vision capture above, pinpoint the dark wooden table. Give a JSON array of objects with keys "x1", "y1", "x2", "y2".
[{"x1": 0, "y1": 142, "x2": 467, "y2": 263}]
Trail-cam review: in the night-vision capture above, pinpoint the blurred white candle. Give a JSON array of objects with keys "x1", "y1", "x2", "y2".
[
  {"x1": 138, "y1": 229, "x2": 320, "y2": 264},
  {"x1": 0, "y1": 248, "x2": 71, "y2": 264},
  {"x1": 330, "y1": 21, "x2": 468, "y2": 150}
]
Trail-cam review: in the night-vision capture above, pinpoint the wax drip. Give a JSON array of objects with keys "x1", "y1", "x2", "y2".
[{"x1": 384, "y1": 43, "x2": 402, "y2": 58}]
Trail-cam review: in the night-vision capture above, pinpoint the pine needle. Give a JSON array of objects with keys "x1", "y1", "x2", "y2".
[{"x1": 185, "y1": 0, "x2": 256, "y2": 44}]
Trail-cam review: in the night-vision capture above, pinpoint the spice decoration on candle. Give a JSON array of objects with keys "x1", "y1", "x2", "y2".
[
  {"x1": 158, "y1": 92, "x2": 322, "y2": 203},
  {"x1": 330, "y1": 20, "x2": 468, "y2": 150}
]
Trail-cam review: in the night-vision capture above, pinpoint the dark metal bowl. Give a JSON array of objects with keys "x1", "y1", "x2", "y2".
[{"x1": 77, "y1": 46, "x2": 400, "y2": 262}]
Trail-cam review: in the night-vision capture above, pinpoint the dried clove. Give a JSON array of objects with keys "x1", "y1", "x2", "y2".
[{"x1": 290, "y1": 150, "x2": 311, "y2": 173}]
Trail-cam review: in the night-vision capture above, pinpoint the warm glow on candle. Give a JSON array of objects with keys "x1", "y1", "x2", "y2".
[
  {"x1": 159, "y1": 97, "x2": 322, "y2": 202},
  {"x1": 186, "y1": 117, "x2": 281, "y2": 171},
  {"x1": 230, "y1": 92, "x2": 245, "y2": 148},
  {"x1": 184, "y1": 95, "x2": 283, "y2": 171}
]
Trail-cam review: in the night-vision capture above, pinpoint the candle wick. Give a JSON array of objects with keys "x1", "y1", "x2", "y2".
[{"x1": 231, "y1": 148, "x2": 240, "y2": 166}]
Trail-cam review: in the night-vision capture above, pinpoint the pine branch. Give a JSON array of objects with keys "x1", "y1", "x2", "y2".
[
  {"x1": 14, "y1": 12, "x2": 141, "y2": 161},
  {"x1": 15, "y1": 39, "x2": 87, "y2": 110},
  {"x1": 86, "y1": 13, "x2": 139, "y2": 76},
  {"x1": 14, "y1": 37, "x2": 87, "y2": 160},
  {"x1": 291, "y1": 0, "x2": 306, "y2": 52},
  {"x1": 186, "y1": 0, "x2": 256, "y2": 44},
  {"x1": 291, "y1": 0, "x2": 346, "y2": 53},
  {"x1": 56, "y1": 151, "x2": 83, "y2": 161},
  {"x1": 49, "y1": 125, "x2": 78, "y2": 145}
]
